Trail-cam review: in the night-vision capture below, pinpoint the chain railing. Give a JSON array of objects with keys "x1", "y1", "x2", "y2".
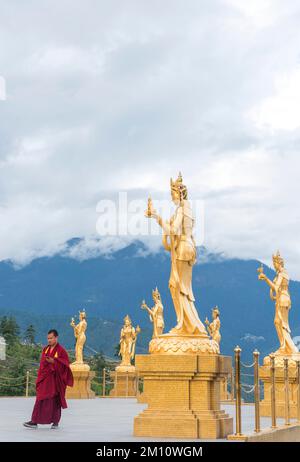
[{"x1": 232, "y1": 346, "x2": 300, "y2": 437}]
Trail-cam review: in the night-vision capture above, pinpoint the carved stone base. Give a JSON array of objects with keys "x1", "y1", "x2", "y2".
[
  {"x1": 263, "y1": 353, "x2": 300, "y2": 367},
  {"x1": 137, "y1": 392, "x2": 148, "y2": 403},
  {"x1": 220, "y1": 376, "x2": 231, "y2": 402},
  {"x1": 260, "y1": 364, "x2": 299, "y2": 418},
  {"x1": 134, "y1": 354, "x2": 233, "y2": 439},
  {"x1": 109, "y1": 370, "x2": 137, "y2": 397},
  {"x1": 149, "y1": 334, "x2": 220, "y2": 355},
  {"x1": 66, "y1": 365, "x2": 95, "y2": 399}
]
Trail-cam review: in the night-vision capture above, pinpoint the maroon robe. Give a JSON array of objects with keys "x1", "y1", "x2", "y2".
[{"x1": 31, "y1": 343, "x2": 74, "y2": 424}]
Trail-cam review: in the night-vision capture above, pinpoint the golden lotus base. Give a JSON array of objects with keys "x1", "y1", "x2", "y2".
[
  {"x1": 66, "y1": 367, "x2": 96, "y2": 399},
  {"x1": 260, "y1": 365, "x2": 299, "y2": 418},
  {"x1": 109, "y1": 371, "x2": 137, "y2": 397},
  {"x1": 134, "y1": 354, "x2": 233, "y2": 439},
  {"x1": 149, "y1": 334, "x2": 219, "y2": 355}
]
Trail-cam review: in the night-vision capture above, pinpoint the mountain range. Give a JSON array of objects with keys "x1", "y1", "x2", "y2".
[{"x1": 1, "y1": 239, "x2": 300, "y2": 362}]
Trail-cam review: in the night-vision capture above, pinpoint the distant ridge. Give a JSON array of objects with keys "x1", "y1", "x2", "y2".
[{"x1": 1, "y1": 238, "x2": 300, "y2": 360}]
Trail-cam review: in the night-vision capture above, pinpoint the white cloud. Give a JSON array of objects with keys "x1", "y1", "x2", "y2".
[
  {"x1": 241, "y1": 333, "x2": 265, "y2": 343},
  {"x1": 1, "y1": 1, "x2": 300, "y2": 277},
  {"x1": 249, "y1": 68, "x2": 300, "y2": 131}
]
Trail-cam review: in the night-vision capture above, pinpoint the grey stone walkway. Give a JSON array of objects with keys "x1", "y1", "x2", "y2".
[{"x1": 0, "y1": 397, "x2": 294, "y2": 442}]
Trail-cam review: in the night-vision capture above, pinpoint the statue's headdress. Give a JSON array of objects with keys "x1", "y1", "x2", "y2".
[
  {"x1": 124, "y1": 314, "x2": 132, "y2": 324},
  {"x1": 212, "y1": 306, "x2": 220, "y2": 317},
  {"x1": 152, "y1": 287, "x2": 160, "y2": 299},
  {"x1": 272, "y1": 250, "x2": 284, "y2": 267},
  {"x1": 170, "y1": 172, "x2": 188, "y2": 200}
]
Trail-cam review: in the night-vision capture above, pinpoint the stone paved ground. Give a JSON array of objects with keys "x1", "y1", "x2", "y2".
[{"x1": 0, "y1": 397, "x2": 293, "y2": 442}]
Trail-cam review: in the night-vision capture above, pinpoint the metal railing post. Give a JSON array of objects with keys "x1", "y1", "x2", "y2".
[
  {"x1": 25, "y1": 371, "x2": 29, "y2": 398},
  {"x1": 253, "y1": 350, "x2": 260, "y2": 433},
  {"x1": 270, "y1": 354, "x2": 277, "y2": 429},
  {"x1": 102, "y1": 368, "x2": 106, "y2": 397},
  {"x1": 284, "y1": 358, "x2": 290, "y2": 426},
  {"x1": 234, "y1": 346, "x2": 242, "y2": 436},
  {"x1": 297, "y1": 360, "x2": 300, "y2": 424}
]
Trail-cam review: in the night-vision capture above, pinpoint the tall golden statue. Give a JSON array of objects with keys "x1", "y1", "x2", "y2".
[
  {"x1": 134, "y1": 173, "x2": 233, "y2": 439},
  {"x1": 145, "y1": 173, "x2": 219, "y2": 354},
  {"x1": 141, "y1": 288, "x2": 165, "y2": 338},
  {"x1": 205, "y1": 307, "x2": 221, "y2": 345},
  {"x1": 258, "y1": 251, "x2": 299, "y2": 361},
  {"x1": 67, "y1": 309, "x2": 95, "y2": 399},
  {"x1": 117, "y1": 315, "x2": 141, "y2": 372},
  {"x1": 70, "y1": 309, "x2": 88, "y2": 365}
]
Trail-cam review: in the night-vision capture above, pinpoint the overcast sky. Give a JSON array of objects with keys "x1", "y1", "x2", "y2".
[{"x1": 1, "y1": 0, "x2": 300, "y2": 277}]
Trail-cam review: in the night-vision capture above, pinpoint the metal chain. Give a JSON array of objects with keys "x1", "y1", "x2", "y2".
[
  {"x1": 0, "y1": 375, "x2": 27, "y2": 382},
  {"x1": 241, "y1": 361, "x2": 255, "y2": 368},
  {"x1": 241, "y1": 384, "x2": 256, "y2": 394}
]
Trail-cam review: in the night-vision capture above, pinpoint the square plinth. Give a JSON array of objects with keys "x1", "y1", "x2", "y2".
[
  {"x1": 66, "y1": 369, "x2": 96, "y2": 399},
  {"x1": 109, "y1": 371, "x2": 137, "y2": 397},
  {"x1": 133, "y1": 354, "x2": 233, "y2": 439},
  {"x1": 260, "y1": 365, "x2": 299, "y2": 418}
]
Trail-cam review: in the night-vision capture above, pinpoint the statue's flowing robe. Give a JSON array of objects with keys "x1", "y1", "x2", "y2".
[
  {"x1": 163, "y1": 200, "x2": 207, "y2": 336},
  {"x1": 273, "y1": 270, "x2": 298, "y2": 354},
  {"x1": 31, "y1": 343, "x2": 73, "y2": 424}
]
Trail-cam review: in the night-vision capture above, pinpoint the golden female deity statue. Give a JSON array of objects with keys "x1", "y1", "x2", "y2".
[
  {"x1": 117, "y1": 315, "x2": 141, "y2": 372},
  {"x1": 70, "y1": 309, "x2": 89, "y2": 370},
  {"x1": 145, "y1": 173, "x2": 219, "y2": 354},
  {"x1": 205, "y1": 307, "x2": 221, "y2": 345},
  {"x1": 258, "y1": 251, "x2": 299, "y2": 362},
  {"x1": 141, "y1": 288, "x2": 165, "y2": 338}
]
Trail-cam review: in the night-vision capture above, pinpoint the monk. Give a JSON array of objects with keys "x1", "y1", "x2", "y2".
[{"x1": 23, "y1": 329, "x2": 74, "y2": 429}]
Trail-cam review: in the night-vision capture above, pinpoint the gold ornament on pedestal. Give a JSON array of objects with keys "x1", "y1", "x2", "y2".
[
  {"x1": 70, "y1": 310, "x2": 89, "y2": 370},
  {"x1": 117, "y1": 315, "x2": 141, "y2": 372},
  {"x1": 205, "y1": 306, "x2": 221, "y2": 345},
  {"x1": 258, "y1": 251, "x2": 299, "y2": 366},
  {"x1": 144, "y1": 172, "x2": 219, "y2": 355},
  {"x1": 66, "y1": 309, "x2": 95, "y2": 399},
  {"x1": 141, "y1": 288, "x2": 165, "y2": 338},
  {"x1": 134, "y1": 173, "x2": 233, "y2": 439},
  {"x1": 110, "y1": 315, "x2": 141, "y2": 397},
  {"x1": 258, "y1": 252, "x2": 300, "y2": 418}
]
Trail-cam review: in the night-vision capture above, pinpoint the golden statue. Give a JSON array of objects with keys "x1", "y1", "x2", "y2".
[
  {"x1": 70, "y1": 309, "x2": 90, "y2": 371},
  {"x1": 205, "y1": 307, "x2": 221, "y2": 345},
  {"x1": 141, "y1": 288, "x2": 165, "y2": 338},
  {"x1": 117, "y1": 315, "x2": 141, "y2": 371},
  {"x1": 145, "y1": 173, "x2": 219, "y2": 354},
  {"x1": 258, "y1": 251, "x2": 299, "y2": 361}
]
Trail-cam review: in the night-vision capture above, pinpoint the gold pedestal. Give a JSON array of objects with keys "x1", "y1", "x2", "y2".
[
  {"x1": 109, "y1": 369, "x2": 137, "y2": 397},
  {"x1": 66, "y1": 363, "x2": 96, "y2": 399},
  {"x1": 137, "y1": 392, "x2": 148, "y2": 403},
  {"x1": 260, "y1": 365, "x2": 299, "y2": 418},
  {"x1": 134, "y1": 354, "x2": 233, "y2": 439},
  {"x1": 220, "y1": 376, "x2": 231, "y2": 402}
]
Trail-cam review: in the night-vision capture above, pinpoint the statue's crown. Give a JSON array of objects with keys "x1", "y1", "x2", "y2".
[
  {"x1": 124, "y1": 314, "x2": 131, "y2": 324},
  {"x1": 272, "y1": 250, "x2": 284, "y2": 266},
  {"x1": 170, "y1": 172, "x2": 183, "y2": 191},
  {"x1": 152, "y1": 287, "x2": 160, "y2": 298},
  {"x1": 212, "y1": 306, "x2": 220, "y2": 316}
]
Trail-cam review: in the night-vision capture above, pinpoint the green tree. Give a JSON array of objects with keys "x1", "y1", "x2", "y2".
[
  {"x1": 0, "y1": 316, "x2": 20, "y2": 345},
  {"x1": 114, "y1": 343, "x2": 120, "y2": 358},
  {"x1": 24, "y1": 324, "x2": 36, "y2": 345}
]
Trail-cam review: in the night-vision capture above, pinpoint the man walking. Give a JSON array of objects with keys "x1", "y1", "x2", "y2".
[{"x1": 23, "y1": 329, "x2": 74, "y2": 429}]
